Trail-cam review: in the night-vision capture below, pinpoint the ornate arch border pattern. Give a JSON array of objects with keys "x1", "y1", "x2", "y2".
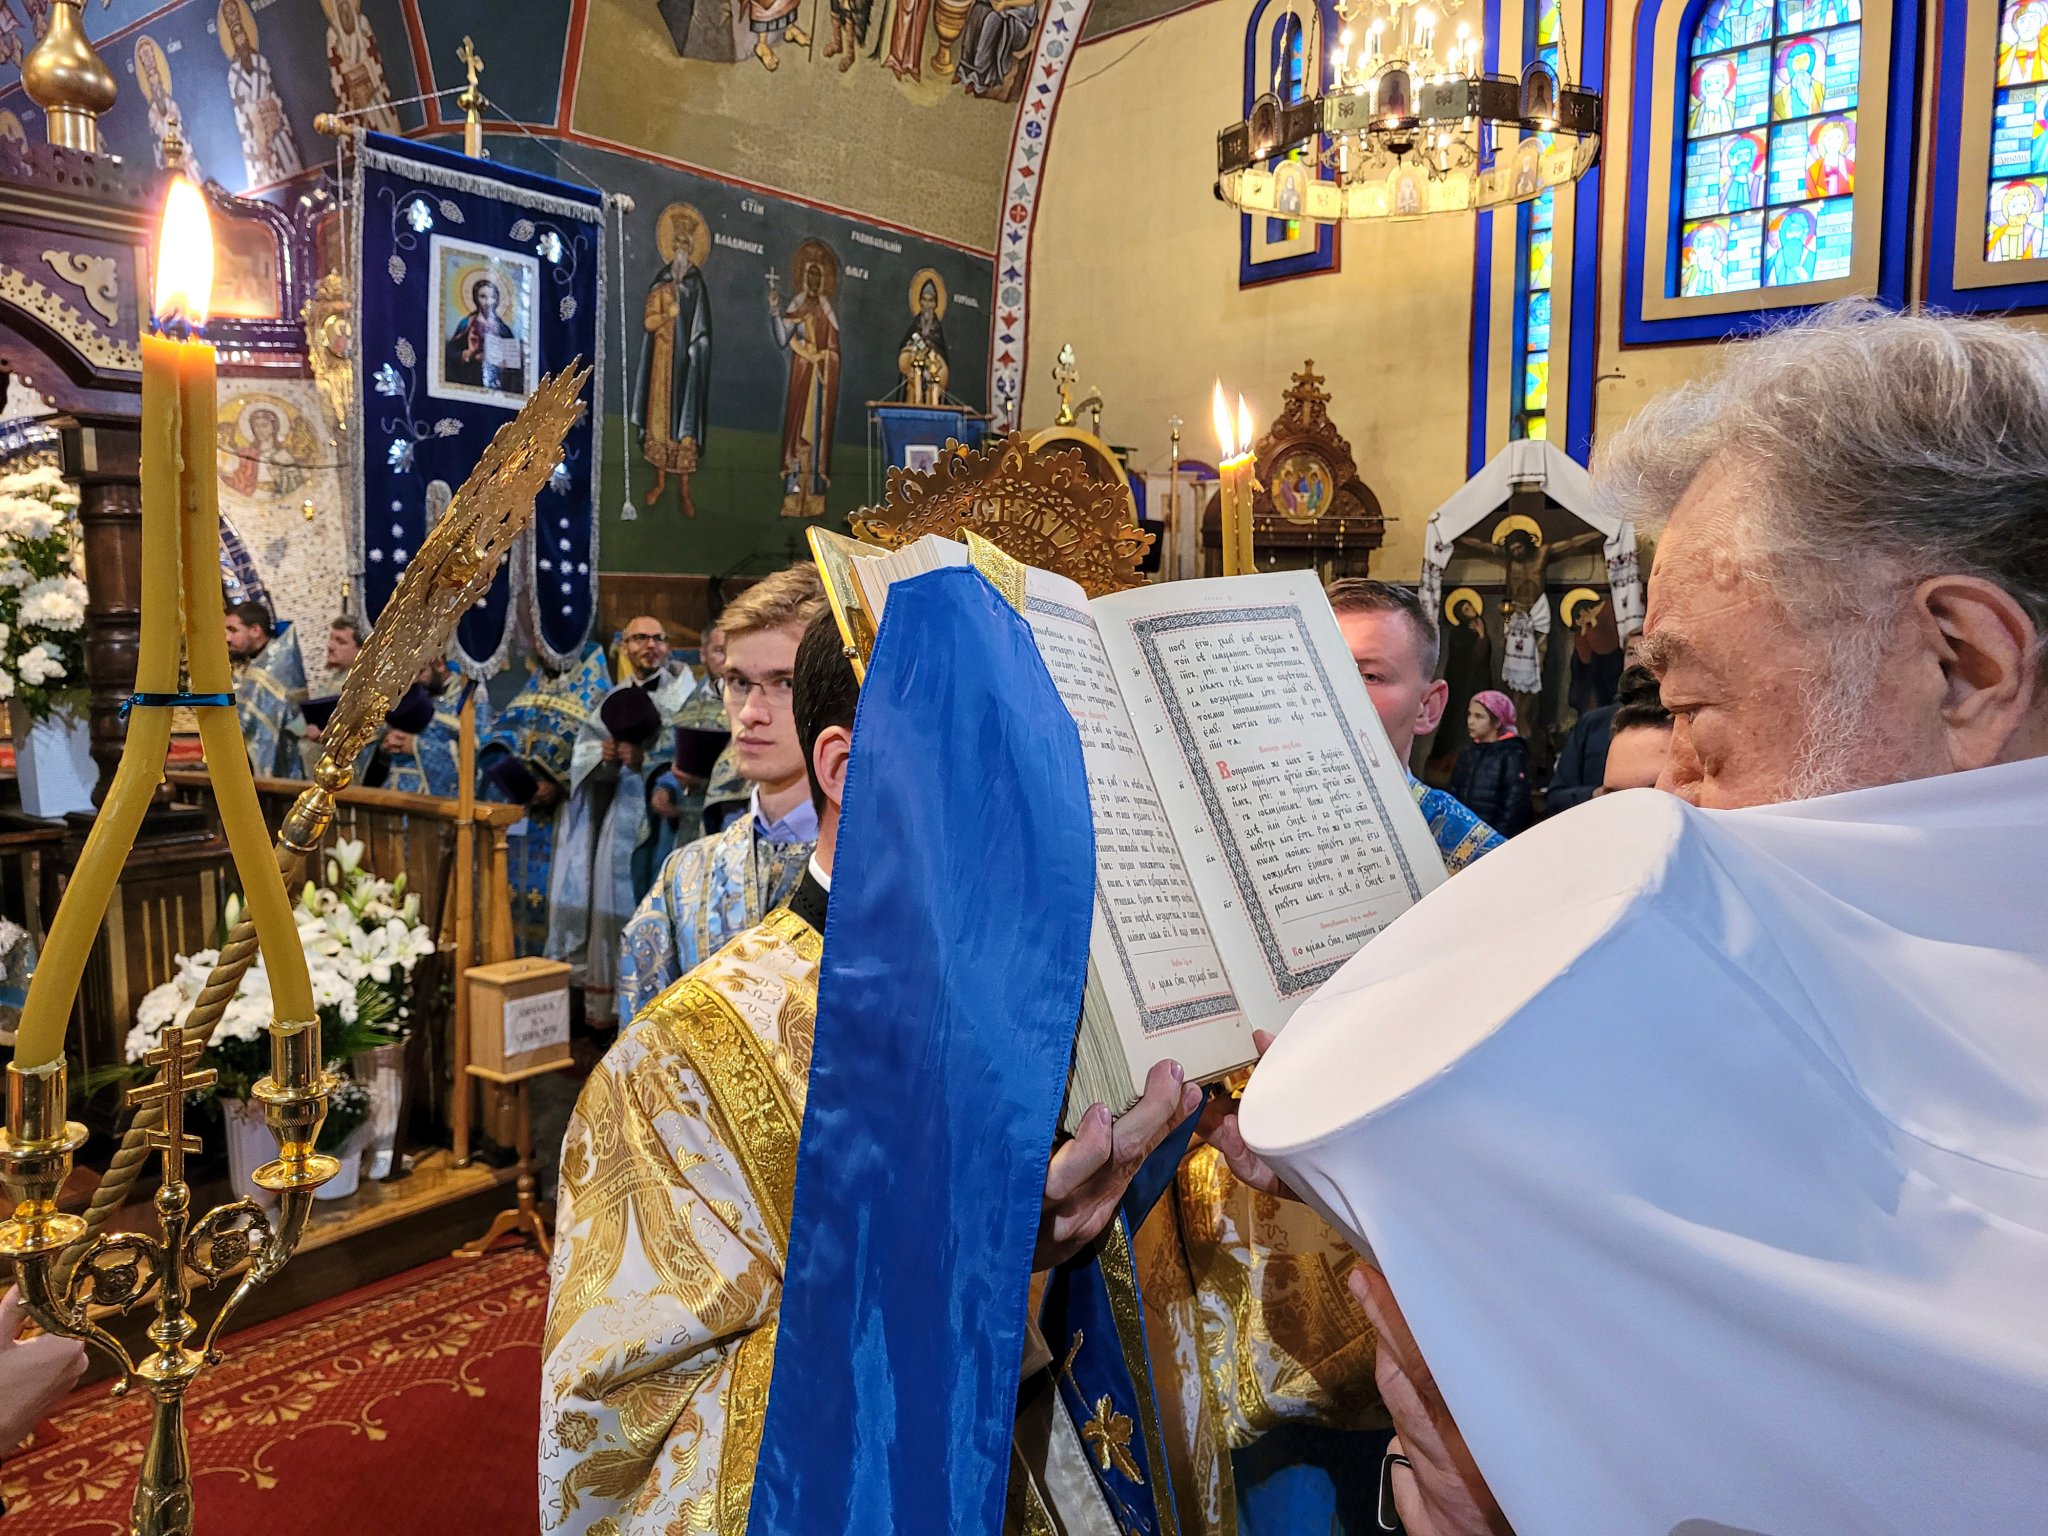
[{"x1": 988, "y1": 0, "x2": 1103, "y2": 431}]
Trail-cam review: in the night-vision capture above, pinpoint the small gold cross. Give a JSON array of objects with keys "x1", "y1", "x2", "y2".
[{"x1": 126, "y1": 1025, "x2": 217, "y2": 1186}]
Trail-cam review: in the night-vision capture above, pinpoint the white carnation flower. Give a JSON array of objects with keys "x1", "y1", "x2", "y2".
[
  {"x1": 0, "y1": 466, "x2": 71, "y2": 498},
  {"x1": 17, "y1": 645, "x2": 61, "y2": 685},
  {"x1": 134, "y1": 979, "x2": 184, "y2": 1033},
  {"x1": 0, "y1": 496, "x2": 59, "y2": 541},
  {"x1": 18, "y1": 575, "x2": 85, "y2": 632}
]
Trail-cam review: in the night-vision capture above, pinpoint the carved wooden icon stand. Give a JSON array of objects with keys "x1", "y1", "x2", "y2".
[{"x1": 1203, "y1": 361, "x2": 1385, "y2": 571}]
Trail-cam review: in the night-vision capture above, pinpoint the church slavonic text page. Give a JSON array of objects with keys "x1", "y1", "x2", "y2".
[
  {"x1": 1024, "y1": 572, "x2": 1244, "y2": 1082},
  {"x1": 1091, "y1": 571, "x2": 1446, "y2": 1038}
]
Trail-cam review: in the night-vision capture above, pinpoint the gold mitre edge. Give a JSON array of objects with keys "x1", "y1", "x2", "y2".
[
  {"x1": 806, "y1": 525, "x2": 1029, "y2": 682},
  {"x1": 806, "y1": 526, "x2": 885, "y2": 682}
]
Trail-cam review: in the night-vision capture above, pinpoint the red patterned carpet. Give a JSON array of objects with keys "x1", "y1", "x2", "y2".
[{"x1": 2, "y1": 1247, "x2": 546, "y2": 1535}]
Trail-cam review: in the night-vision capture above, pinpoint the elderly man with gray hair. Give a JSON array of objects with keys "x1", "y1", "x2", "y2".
[{"x1": 1219, "y1": 303, "x2": 2048, "y2": 1536}]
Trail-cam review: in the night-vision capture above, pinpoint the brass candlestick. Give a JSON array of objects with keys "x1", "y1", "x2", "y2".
[{"x1": 1, "y1": 365, "x2": 589, "y2": 1536}]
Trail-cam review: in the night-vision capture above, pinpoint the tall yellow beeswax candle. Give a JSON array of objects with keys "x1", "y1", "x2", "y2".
[
  {"x1": 1213, "y1": 382, "x2": 1259, "y2": 577},
  {"x1": 8, "y1": 224, "x2": 193, "y2": 1069}
]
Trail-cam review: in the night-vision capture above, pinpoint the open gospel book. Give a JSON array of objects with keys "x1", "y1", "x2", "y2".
[{"x1": 812, "y1": 530, "x2": 1448, "y2": 1127}]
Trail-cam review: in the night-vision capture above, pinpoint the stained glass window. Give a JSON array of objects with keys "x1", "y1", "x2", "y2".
[
  {"x1": 1679, "y1": 0, "x2": 1861, "y2": 293},
  {"x1": 1987, "y1": 0, "x2": 2048, "y2": 260},
  {"x1": 1515, "y1": 0, "x2": 1563, "y2": 440},
  {"x1": 1267, "y1": 14, "x2": 1310, "y2": 244}
]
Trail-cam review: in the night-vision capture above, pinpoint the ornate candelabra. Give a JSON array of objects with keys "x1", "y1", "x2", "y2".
[{"x1": 0, "y1": 173, "x2": 589, "y2": 1529}]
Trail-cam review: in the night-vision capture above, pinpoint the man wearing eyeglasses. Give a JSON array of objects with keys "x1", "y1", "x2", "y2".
[{"x1": 615, "y1": 566, "x2": 823, "y2": 1024}]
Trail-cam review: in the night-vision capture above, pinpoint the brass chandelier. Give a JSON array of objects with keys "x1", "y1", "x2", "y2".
[{"x1": 1216, "y1": 0, "x2": 1601, "y2": 224}]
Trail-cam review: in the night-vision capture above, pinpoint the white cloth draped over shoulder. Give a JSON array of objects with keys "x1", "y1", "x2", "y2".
[{"x1": 1240, "y1": 758, "x2": 2048, "y2": 1536}]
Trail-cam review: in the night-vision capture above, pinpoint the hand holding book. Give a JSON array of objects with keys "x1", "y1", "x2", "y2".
[{"x1": 1035, "y1": 1057, "x2": 1204, "y2": 1269}]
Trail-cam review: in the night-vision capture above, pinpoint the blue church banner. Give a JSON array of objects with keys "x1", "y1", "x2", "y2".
[
  {"x1": 874, "y1": 404, "x2": 987, "y2": 473},
  {"x1": 352, "y1": 132, "x2": 605, "y2": 672}
]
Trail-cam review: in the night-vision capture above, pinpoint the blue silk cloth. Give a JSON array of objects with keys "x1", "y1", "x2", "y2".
[{"x1": 749, "y1": 567, "x2": 1095, "y2": 1535}]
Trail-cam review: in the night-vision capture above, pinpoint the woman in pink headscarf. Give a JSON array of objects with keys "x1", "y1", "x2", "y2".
[{"x1": 1449, "y1": 689, "x2": 1533, "y2": 834}]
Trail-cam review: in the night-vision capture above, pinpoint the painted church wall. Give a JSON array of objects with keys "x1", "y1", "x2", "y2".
[
  {"x1": 571, "y1": 0, "x2": 1031, "y2": 255},
  {"x1": 480, "y1": 138, "x2": 992, "y2": 580},
  {"x1": 1020, "y1": 0, "x2": 1476, "y2": 581},
  {"x1": 0, "y1": 2, "x2": 994, "y2": 588},
  {"x1": 0, "y1": 0, "x2": 1035, "y2": 253},
  {"x1": 0, "y1": 0, "x2": 432, "y2": 189}
]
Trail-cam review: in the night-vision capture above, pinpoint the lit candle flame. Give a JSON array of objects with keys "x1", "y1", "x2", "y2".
[
  {"x1": 153, "y1": 176, "x2": 215, "y2": 331},
  {"x1": 1212, "y1": 380, "x2": 1234, "y2": 457},
  {"x1": 1236, "y1": 395, "x2": 1254, "y2": 458}
]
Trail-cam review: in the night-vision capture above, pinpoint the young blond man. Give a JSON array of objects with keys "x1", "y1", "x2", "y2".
[{"x1": 615, "y1": 565, "x2": 822, "y2": 1022}]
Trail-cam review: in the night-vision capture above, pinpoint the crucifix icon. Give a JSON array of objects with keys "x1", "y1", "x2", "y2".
[{"x1": 127, "y1": 1024, "x2": 215, "y2": 1188}]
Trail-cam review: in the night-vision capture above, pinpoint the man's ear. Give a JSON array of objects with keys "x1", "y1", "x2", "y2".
[
  {"x1": 1417, "y1": 678, "x2": 1450, "y2": 738},
  {"x1": 1916, "y1": 574, "x2": 2045, "y2": 770},
  {"x1": 813, "y1": 724, "x2": 853, "y2": 812}
]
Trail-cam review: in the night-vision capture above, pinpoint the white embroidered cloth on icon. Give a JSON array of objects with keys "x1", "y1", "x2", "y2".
[{"x1": 1239, "y1": 757, "x2": 2048, "y2": 1536}]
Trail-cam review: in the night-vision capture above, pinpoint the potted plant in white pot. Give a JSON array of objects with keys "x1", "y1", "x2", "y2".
[
  {"x1": 116, "y1": 849, "x2": 437, "y2": 1205},
  {"x1": 296, "y1": 839, "x2": 438, "y2": 1181},
  {"x1": 0, "y1": 463, "x2": 91, "y2": 818}
]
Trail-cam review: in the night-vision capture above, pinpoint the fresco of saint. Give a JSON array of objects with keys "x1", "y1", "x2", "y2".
[
  {"x1": 897, "y1": 269, "x2": 950, "y2": 403},
  {"x1": 135, "y1": 35, "x2": 203, "y2": 182},
  {"x1": 633, "y1": 203, "x2": 714, "y2": 514},
  {"x1": 220, "y1": 0, "x2": 303, "y2": 188},
  {"x1": 217, "y1": 400, "x2": 313, "y2": 501},
  {"x1": 742, "y1": 0, "x2": 811, "y2": 71},
  {"x1": 322, "y1": 0, "x2": 400, "y2": 133},
  {"x1": 771, "y1": 241, "x2": 841, "y2": 520}
]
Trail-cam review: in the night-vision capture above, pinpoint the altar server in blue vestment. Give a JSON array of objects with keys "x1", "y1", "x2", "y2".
[
  {"x1": 224, "y1": 601, "x2": 308, "y2": 778},
  {"x1": 373, "y1": 656, "x2": 488, "y2": 798},
  {"x1": 368, "y1": 659, "x2": 487, "y2": 798},
  {"x1": 481, "y1": 642, "x2": 611, "y2": 957},
  {"x1": 547, "y1": 617, "x2": 696, "y2": 971},
  {"x1": 615, "y1": 567, "x2": 819, "y2": 1023},
  {"x1": 546, "y1": 685, "x2": 671, "y2": 1025},
  {"x1": 544, "y1": 579, "x2": 1212, "y2": 1536}
]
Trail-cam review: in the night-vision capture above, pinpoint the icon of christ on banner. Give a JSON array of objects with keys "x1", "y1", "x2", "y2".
[
  {"x1": 770, "y1": 239, "x2": 842, "y2": 520},
  {"x1": 429, "y1": 237, "x2": 538, "y2": 407}
]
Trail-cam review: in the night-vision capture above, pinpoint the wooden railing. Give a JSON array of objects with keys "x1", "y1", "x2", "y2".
[{"x1": 165, "y1": 771, "x2": 523, "y2": 1159}]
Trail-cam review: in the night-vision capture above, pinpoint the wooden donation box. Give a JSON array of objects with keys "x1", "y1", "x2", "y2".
[{"x1": 467, "y1": 956, "x2": 572, "y2": 1077}]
